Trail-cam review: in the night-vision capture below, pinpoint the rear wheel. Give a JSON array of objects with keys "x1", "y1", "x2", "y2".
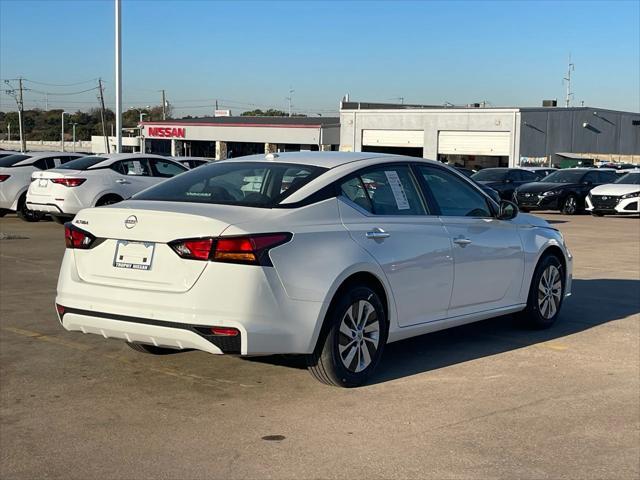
[
  {"x1": 126, "y1": 342, "x2": 179, "y2": 355},
  {"x1": 16, "y1": 194, "x2": 44, "y2": 222},
  {"x1": 307, "y1": 285, "x2": 388, "y2": 387},
  {"x1": 96, "y1": 194, "x2": 123, "y2": 207},
  {"x1": 517, "y1": 254, "x2": 565, "y2": 329},
  {"x1": 561, "y1": 194, "x2": 579, "y2": 215}
]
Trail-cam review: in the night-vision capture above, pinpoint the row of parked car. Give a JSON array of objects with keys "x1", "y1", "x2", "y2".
[
  {"x1": 0, "y1": 151, "x2": 211, "y2": 222},
  {"x1": 463, "y1": 166, "x2": 639, "y2": 216},
  {"x1": 1, "y1": 150, "x2": 639, "y2": 223}
]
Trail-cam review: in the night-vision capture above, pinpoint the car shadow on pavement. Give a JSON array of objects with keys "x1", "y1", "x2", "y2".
[{"x1": 246, "y1": 278, "x2": 640, "y2": 383}]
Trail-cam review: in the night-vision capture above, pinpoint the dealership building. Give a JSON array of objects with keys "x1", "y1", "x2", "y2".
[
  {"x1": 339, "y1": 101, "x2": 640, "y2": 168},
  {"x1": 139, "y1": 116, "x2": 340, "y2": 159}
]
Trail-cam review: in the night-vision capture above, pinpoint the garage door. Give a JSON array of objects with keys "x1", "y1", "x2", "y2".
[
  {"x1": 438, "y1": 131, "x2": 510, "y2": 156},
  {"x1": 362, "y1": 130, "x2": 424, "y2": 148}
]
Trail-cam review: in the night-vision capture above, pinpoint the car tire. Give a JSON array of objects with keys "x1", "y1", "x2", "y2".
[
  {"x1": 307, "y1": 285, "x2": 388, "y2": 387},
  {"x1": 520, "y1": 207, "x2": 531, "y2": 213},
  {"x1": 591, "y1": 212, "x2": 604, "y2": 217},
  {"x1": 96, "y1": 194, "x2": 123, "y2": 207},
  {"x1": 16, "y1": 194, "x2": 44, "y2": 222},
  {"x1": 517, "y1": 253, "x2": 565, "y2": 329},
  {"x1": 126, "y1": 342, "x2": 179, "y2": 355},
  {"x1": 561, "y1": 194, "x2": 579, "y2": 215}
]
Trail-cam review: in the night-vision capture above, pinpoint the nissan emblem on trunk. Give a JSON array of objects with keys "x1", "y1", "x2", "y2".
[{"x1": 124, "y1": 215, "x2": 138, "y2": 229}]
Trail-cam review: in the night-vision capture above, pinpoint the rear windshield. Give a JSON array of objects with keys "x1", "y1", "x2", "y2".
[
  {"x1": 614, "y1": 172, "x2": 640, "y2": 185},
  {"x1": 471, "y1": 169, "x2": 507, "y2": 181},
  {"x1": 0, "y1": 154, "x2": 30, "y2": 167},
  {"x1": 134, "y1": 162, "x2": 326, "y2": 207},
  {"x1": 58, "y1": 156, "x2": 107, "y2": 170}
]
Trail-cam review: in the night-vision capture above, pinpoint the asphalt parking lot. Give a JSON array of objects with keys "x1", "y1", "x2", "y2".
[{"x1": 1, "y1": 213, "x2": 638, "y2": 479}]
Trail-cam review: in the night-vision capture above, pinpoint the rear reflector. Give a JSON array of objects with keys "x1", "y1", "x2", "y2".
[
  {"x1": 169, "y1": 233, "x2": 291, "y2": 265},
  {"x1": 210, "y1": 327, "x2": 239, "y2": 337},
  {"x1": 64, "y1": 223, "x2": 96, "y2": 249},
  {"x1": 56, "y1": 304, "x2": 65, "y2": 316},
  {"x1": 0, "y1": 174, "x2": 10, "y2": 182},
  {"x1": 51, "y1": 178, "x2": 86, "y2": 187}
]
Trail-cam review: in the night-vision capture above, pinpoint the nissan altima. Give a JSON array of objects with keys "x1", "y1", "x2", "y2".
[{"x1": 56, "y1": 152, "x2": 573, "y2": 387}]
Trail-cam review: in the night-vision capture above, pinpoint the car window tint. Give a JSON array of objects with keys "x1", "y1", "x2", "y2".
[
  {"x1": 419, "y1": 166, "x2": 492, "y2": 217},
  {"x1": 583, "y1": 172, "x2": 598, "y2": 183},
  {"x1": 340, "y1": 176, "x2": 373, "y2": 213},
  {"x1": 150, "y1": 159, "x2": 186, "y2": 178},
  {"x1": 352, "y1": 166, "x2": 426, "y2": 216},
  {"x1": 117, "y1": 159, "x2": 151, "y2": 176},
  {"x1": 280, "y1": 167, "x2": 315, "y2": 194},
  {"x1": 522, "y1": 171, "x2": 539, "y2": 181},
  {"x1": 33, "y1": 158, "x2": 48, "y2": 170},
  {"x1": 508, "y1": 170, "x2": 522, "y2": 181},
  {"x1": 597, "y1": 171, "x2": 616, "y2": 183}
]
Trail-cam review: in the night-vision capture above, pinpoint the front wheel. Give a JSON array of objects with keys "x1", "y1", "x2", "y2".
[
  {"x1": 517, "y1": 254, "x2": 565, "y2": 329},
  {"x1": 561, "y1": 194, "x2": 579, "y2": 215},
  {"x1": 307, "y1": 286, "x2": 388, "y2": 387}
]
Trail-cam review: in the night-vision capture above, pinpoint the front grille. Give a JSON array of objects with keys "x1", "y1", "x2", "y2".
[
  {"x1": 516, "y1": 193, "x2": 539, "y2": 206},
  {"x1": 591, "y1": 195, "x2": 619, "y2": 209}
]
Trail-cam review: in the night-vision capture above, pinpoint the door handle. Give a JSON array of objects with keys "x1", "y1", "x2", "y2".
[
  {"x1": 365, "y1": 227, "x2": 390, "y2": 240},
  {"x1": 116, "y1": 179, "x2": 130, "y2": 184},
  {"x1": 453, "y1": 237, "x2": 472, "y2": 247}
]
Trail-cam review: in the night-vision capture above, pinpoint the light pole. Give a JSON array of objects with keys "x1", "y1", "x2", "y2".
[
  {"x1": 7, "y1": 122, "x2": 10, "y2": 141},
  {"x1": 61, "y1": 112, "x2": 70, "y2": 152},
  {"x1": 71, "y1": 123, "x2": 78, "y2": 152},
  {"x1": 115, "y1": 0, "x2": 122, "y2": 153}
]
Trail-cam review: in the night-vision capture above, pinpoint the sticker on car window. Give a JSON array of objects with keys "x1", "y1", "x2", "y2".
[
  {"x1": 132, "y1": 161, "x2": 143, "y2": 175},
  {"x1": 384, "y1": 170, "x2": 410, "y2": 210}
]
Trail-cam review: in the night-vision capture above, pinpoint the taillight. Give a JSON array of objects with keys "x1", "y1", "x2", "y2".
[
  {"x1": 64, "y1": 223, "x2": 96, "y2": 249},
  {"x1": 169, "y1": 233, "x2": 291, "y2": 265},
  {"x1": 51, "y1": 178, "x2": 86, "y2": 187},
  {"x1": 0, "y1": 174, "x2": 10, "y2": 182}
]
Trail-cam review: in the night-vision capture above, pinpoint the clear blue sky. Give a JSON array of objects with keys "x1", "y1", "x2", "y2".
[{"x1": 1, "y1": 0, "x2": 638, "y2": 116}]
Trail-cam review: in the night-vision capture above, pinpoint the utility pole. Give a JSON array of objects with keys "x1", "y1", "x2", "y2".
[
  {"x1": 17, "y1": 78, "x2": 26, "y2": 152},
  {"x1": 45, "y1": 93, "x2": 48, "y2": 111},
  {"x1": 71, "y1": 123, "x2": 77, "y2": 152},
  {"x1": 115, "y1": 0, "x2": 122, "y2": 153},
  {"x1": 286, "y1": 87, "x2": 294, "y2": 117},
  {"x1": 563, "y1": 55, "x2": 575, "y2": 108},
  {"x1": 61, "y1": 111, "x2": 70, "y2": 152},
  {"x1": 160, "y1": 89, "x2": 166, "y2": 120},
  {"x1": 7, "y1": 122, "x2": 10, "y2": 141},
  {"x1": 97, "y1": 78, "x2": 110, "y2": 153}
]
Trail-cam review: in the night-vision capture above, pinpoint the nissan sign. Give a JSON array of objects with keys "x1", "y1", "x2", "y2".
[{"x1": 147, "y1": 127, "x2": 186, "y2": 138}]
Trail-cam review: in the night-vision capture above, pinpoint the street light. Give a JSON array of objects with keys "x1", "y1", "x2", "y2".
[
  {"x1": 71, "y1": 123, "x2": 78, "y2": 152},
  {"x1": 61, "y1": 112, "x2": 70, "y2": 152},
  {"x1": 129, "y1": 106, "x2": 150, "y2": 124}
]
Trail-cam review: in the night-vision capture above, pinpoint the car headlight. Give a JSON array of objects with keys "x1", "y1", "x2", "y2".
[
  {"x1": 621, "y1": 191, "x2": 639, "y2": 199},
  {"x1": 541, "y1": 190, "x2": 561, "y2": 196}
]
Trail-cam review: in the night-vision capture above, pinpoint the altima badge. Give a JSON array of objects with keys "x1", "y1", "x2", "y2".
[{"x1": 124, "y1": 215, "x2": 138, "y2": 229}]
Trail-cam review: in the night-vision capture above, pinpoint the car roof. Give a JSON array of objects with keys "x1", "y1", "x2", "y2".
[
  {"x1": 221, "y1": 151, "x2": 439, "y2": 169},
  {"x1": 13, "y1": 151, "x2": 82, "y2": 166},
  {"x1": 86, "y1": 153, "x2": 177, "y2": 169}
]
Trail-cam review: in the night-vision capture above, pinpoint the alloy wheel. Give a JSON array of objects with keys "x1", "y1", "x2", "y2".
[
  {"x1": 564, "y1": 196, "x2": 576, "y2": 214},
  {"x1": 538, "y1": 265, "x2": 562, "y2": 319},
  {"x1": 337, "y1": 299, "x2": 380, "y2": 373}
]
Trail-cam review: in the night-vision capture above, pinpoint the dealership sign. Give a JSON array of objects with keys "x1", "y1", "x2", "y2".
[{"x1": 147, "y1": 127, "x2": 186, "y2": 138}]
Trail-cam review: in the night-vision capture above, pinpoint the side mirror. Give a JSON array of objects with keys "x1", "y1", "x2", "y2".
[{"x1": 497, "y1": 200, "x2": 519, "y2": 220}]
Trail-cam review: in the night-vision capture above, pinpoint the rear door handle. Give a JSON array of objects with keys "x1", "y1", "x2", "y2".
[
  {"x1": 366, "y1": 227, "x2": 390, "y2": 240},
  {"x1": 453, "y1": 237, "x2": 472, "y2": 247},
  {"x1": 116, "y1": 179, "x2": 130, "y2": 184}
]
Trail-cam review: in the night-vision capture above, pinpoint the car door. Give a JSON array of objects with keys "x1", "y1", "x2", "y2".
[
  {"x1": 416, "y1": 165, "x2": 525, "y2": 315},
  {"x1": 110, "y1": 159, "x2": 157, "y2": 198},
  {"x1": 338, "y1": 164, "x2": 454, "y2": 327}
]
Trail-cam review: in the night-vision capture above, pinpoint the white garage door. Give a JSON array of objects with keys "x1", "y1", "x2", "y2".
[
  {"x1": 438, "y1": 131, "x2": 511, "y2": 156},
  {"x1": 362, "y1": 130, "x2": 424, "y2": 148}
]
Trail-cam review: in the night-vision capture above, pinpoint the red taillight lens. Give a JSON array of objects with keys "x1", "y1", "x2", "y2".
[
  {"x1": 0, "y1": 174, "x2": 10, "y2": 182},
  {"x1": 169, "y1": 238, "x2": 214, "y2": 260},
  {"x1": 168, "y1": 233, "x2": 291, "y2": 265},
  {"x1": 64, "y1": 223, "x2": 95, "y2": 249},
  {"x1": 51, "y1": 178, "x2": 86, "y2": 187}
]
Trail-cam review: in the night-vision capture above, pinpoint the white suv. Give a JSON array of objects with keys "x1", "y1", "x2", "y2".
[
  {"x1": 27, "y1": 153, "x2": 187, "y2": 223},
  {"x1": 0, "y1": 152, "x2": 83, "y2": 221}
]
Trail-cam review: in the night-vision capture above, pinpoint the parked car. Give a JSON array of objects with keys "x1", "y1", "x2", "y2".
[
  {"x1": 514, "y1": 168, "x2": 618, "y2": 214},
  {"x1": 586, "y1": 170, "x2": 640, "y2": 216},
  {"x1": 0, "y1": 150, "x2": 20, "y2": 159},
  {"x1": 0, "y1": 152, "x2": 83, "y2": 221},
  {"x1": 452, "y1": 167, "x2": 501, "y2": 203},
  {"x1": 522, "y1": 167, "x2": 558, "y2": 177},
  {"x1": 55, "y1": 152, "x2": 572, "y2": 387},
  {"x1": 173, "y1": 156, "x2": 213, "y2": 169},
  {"x1": 26, "y1": 153, "x2": 188, "y2": 224},
  {"x1": 471, "y1": 168, "x2": 542, "y2": 200}
]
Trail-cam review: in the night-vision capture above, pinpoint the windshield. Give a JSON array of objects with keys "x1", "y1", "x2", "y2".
[
  {"x1": 471, "y1": 169, "x2": 507, "y2": 181},
  {"x1": 614, "y1": 172, "x2": 640, "y2": 185},
  {"x1": 0, "y1": 154, "x2": 30, "y2": 167},
  {"x1": 543, "y1": 170, "x2": 587, "y2": 183},
  {"x1": 58, "y1": 156, "x2": 107, "y2": 170},
  {"x1": 134, "y1": 162, "x2": 327, "y2": 207}
]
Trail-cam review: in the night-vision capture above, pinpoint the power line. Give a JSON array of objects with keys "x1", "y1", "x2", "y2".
[{"x1": 24, "y1": 78, "x2": 98, "y2": 87}]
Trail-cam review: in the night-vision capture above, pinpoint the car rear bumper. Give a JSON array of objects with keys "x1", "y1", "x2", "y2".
[{"x1": 27, "y1": 192, "x2": 84, "y2": 215}]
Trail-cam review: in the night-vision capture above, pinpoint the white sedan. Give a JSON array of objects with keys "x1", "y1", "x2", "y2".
[
  {"x1": 0, "y1": 151, "x2": 83, "y2": 221},
  {"x1": 27, "y1": 153, "x2": 187, "y2": 223},
  {"x1": 56, "y1": 152, "x2": 573, "y2": 387},
  {"x1": 586, "y1": 170, "x2": 640, "y2": 216}
]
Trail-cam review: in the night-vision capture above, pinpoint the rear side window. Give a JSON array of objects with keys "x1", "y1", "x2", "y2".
[
  {"x1": 0, "y1": 154, "x2": 30, "y2": 167},
  {"x1": 60, "y1": 156, "x2": 107, "y2": 170},
  {"x1": 112, "y1": 159, "x2": 152, "y2": 176},
  {"x1": 340, "y1": 166, "x2": 427, "y2": 215},
  {"x1": 134, "y1": 162, "x2": 326, "y2": 207}
]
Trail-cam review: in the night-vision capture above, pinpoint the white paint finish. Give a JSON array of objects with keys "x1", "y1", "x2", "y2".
[
  {"x1": 362, "y1": 129, "x2": 424, "y2": 147},
  {"x1": 438, "y1": 131, "x2": 511, "y2": 156}
]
